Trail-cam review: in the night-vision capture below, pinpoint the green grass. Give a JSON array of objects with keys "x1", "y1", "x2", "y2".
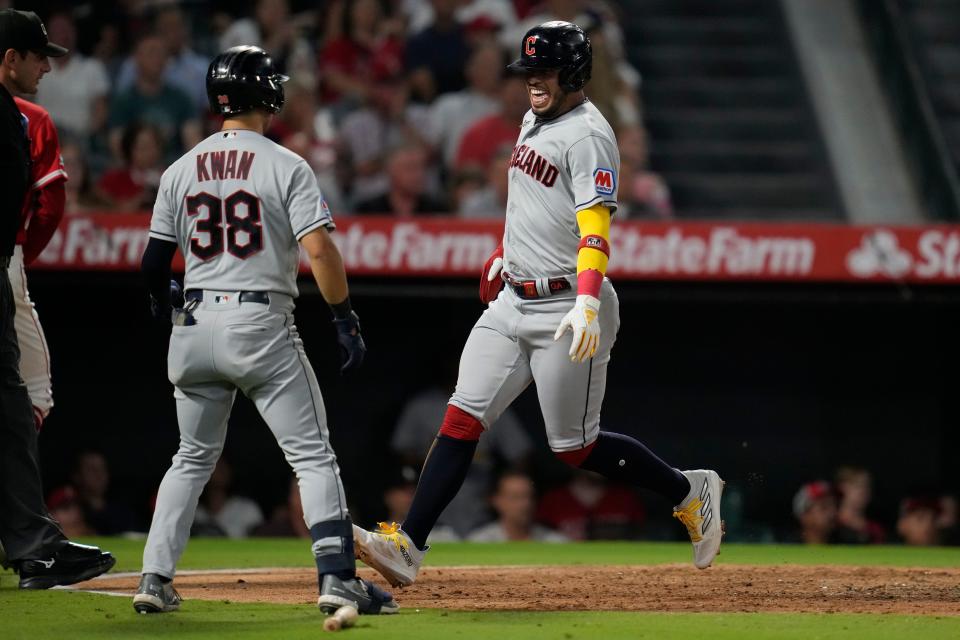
[
  {"x1": 22, "y1": 537, "x2": 959, "y2": 573},
  {"x1": 1, "y1": 539, "x2": 958, "y2": 639},
  {"x1": 0, "y1": 591, "x2": 957, "y2": 640}
]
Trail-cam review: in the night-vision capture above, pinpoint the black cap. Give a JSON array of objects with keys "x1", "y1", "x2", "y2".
[{"x1": 0, "y1": 10, "x2": 68, "y2": 58}]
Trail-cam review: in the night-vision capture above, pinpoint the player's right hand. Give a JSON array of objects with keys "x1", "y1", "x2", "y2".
[
  {"x1": 479, "y1": 242, "x2": 504, "y2": 304},
  {"x1": 554, "y1": 294, "x2": 602, "y2": 363},
  {"x1": 333, "y1": 311, "x2": 366, "y2": 374}
]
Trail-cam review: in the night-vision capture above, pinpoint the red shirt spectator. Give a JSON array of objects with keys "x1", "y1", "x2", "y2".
[
  {"x1": 319, "y1": 0, "x2": 404, "y2": 104},
  {"x1": 454, "y1": 75, "x2": 530, "y2": 173},
  {"x1": 96, "y1": 123, "x2": 164, "y2": 211},
  {"x1": 537, "y1": 473, "x2": 645, "y2": 541}
]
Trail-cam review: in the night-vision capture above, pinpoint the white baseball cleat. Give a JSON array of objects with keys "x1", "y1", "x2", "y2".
[
  {"x1": 673, "y1": 469, "x2": 725, "y2": 569},
  {"x1": 353, "y1": 522, "x2": 425, "y2": 587}
]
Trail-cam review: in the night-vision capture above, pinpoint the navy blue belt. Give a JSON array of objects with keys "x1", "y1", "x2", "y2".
[{"x1": 184, "y1": 290, "x2": 270, "y2": 304}]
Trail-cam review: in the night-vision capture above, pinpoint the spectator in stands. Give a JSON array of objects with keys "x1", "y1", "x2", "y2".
[
  {"x1": 584, "y1": 26, "x2": 641, "y2": 133},
  {"x1": 406, "y1": 0, "x2": 471, "y2": 102},
  {"x1": 108, "y1": 34, "x2": 201, "y2": 160},
  {"x1": 95, "y1": 123, "x2": 164, "y2": 211},
  {"x1": 381, "y1": 467, "x2": 459, "y2": 542},
  {"x1": 458, "y1": 1, "x2": 518, "y2": 30},
  {"x1": 792, "y1": 481, "x2": 838, "y2": 544},
  {"x1": 339, "y1": 83, "x2": 433, "y2": 206},
  {"x1": 897, "y1": 497, "x2": 941, "y2": 546},
  {"x1": 617, "y1": 125, "x2": 673, "y2": 219},
  {"x1": 459, "y1": 144, "x2": 511, "y2": 218},
  {"x1": 317, "y1": 0, "x2": 404, "y2": 108},
  {"x1": 253, "y1": 477, "x2": 309, "y2": 538},
  {"x1": 70, "y1": 450, "x2": 139, "y2": 535},
  {"x1": 454, "y1": 75, "x2": 529, "y2": 175},
  {"x1": 269, "y1": 79, "x2": 345, "y2": 213},
  {"x1": 61, "y1": 139, "x2": 107, "y2": 215},
  {"x1": 115, "y1": 5, "x2": 210, "y2": 112},
  {"x1": 427, "y1": 41, "x2": 503, "y2": 169},
  {"x1": 468, "y1": 471, "x2": 567, "y2": 542},
  {"x1": 193, "y1": 458, "x2": 264, "y2": 538},
  {"x1": 405, "y1": 0, "x2": 517, "y2": 40},
  {"x1": 537, "y1": 471, "x2": 646, "y2": 540},
  {"x1": 46, "y1": 486, "x2": 95, "y2": 539},
  {"x1": 389, "y1": 376, "x2": 533, "y2": 537},
  {"x1": 938, "y1": 495, "x2": 959, "y2": 545},
  {"x1": 354, "y1": 146, "x2": 448, "y2": 216},
  {"x1": 35, "y1": 12, "x2": 110, "y2": 140},
  {"x1": 219, "y1": 0, "x2": 315, "y2": 87},
  {"x1": 834, "y1": 466, "x2": 886, "y2": 544}
]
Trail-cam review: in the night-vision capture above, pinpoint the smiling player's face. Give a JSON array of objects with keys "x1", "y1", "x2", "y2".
[{"x1": 525, "y1": 69, "x2": 564, "y2": 118}]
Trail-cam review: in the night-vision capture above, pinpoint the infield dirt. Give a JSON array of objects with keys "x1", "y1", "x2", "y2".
[{"x1": 75, "y1": 564, "x2": 960, "y2": 615}]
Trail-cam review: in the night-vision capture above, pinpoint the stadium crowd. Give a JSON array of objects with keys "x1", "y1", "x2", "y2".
[
  {"x1": 47, "y1": 444, "x2": 959, "y2": 547},
  {"x1": 24, "y1": 0, "x2": 673, "y2": 220}
]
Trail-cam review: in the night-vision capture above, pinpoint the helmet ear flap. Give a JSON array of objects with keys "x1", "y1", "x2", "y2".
[{"x1": 559, "y1": 54, "x2": 592, "y2": 92}]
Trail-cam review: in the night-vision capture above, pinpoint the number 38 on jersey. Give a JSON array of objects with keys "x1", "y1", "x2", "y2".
[{"x1": 186, "y1": 190, "x2": 263, "y2": 261}]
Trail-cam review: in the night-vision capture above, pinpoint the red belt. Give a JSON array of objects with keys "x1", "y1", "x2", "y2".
[{"x1": 502, "y1": 273, "x2": 572, "y2": 299}]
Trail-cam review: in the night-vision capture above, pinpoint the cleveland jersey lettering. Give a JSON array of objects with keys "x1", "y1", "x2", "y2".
[{"x1": 509, "y1": 144, "x2": 559, "y2": 187}]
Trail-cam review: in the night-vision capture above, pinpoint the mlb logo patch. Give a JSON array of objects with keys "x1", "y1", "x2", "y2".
[
  {"x1": 321, "y1": 199, "x2": 331, "y2": 218},
  {"x1": 593, "y1": 168, "x2": 616, "y2": 196},
  {"x1": 218, "y1": 94, "x2": 230, "y2": 105},
  {"x1": 586, "y1": 237, "x2": 604, "y2": 249}
]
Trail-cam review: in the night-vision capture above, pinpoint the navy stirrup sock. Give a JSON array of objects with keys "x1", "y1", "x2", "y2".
[
  {"x1": 581, "y1": 431, "x2": 691, "y2": 505},
  {"x1": 402, "y1": 435, "x2": 478, "y2": 550}
]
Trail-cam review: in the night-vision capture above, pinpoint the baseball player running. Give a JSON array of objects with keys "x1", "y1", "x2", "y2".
[
  {"x1": 135, "y1": 46, "x2": 396, "y2": 615},
  {"x1": 354, "y1": 22, "x2": 724, "y2": 586},
  {"x1": 12, "y1": 96, "x2": 66, "y2": 430}
]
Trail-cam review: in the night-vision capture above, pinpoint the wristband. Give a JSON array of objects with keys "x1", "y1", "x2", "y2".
[
  {"x1": 578, "y1": 234, "x2": 610, "y2": 257},
  {"x1": 330, "y1": 297, "x2": 353, "y2": 320},
  {"x1": 577, "y1": 269, "x2": 603, "y2": 298}
]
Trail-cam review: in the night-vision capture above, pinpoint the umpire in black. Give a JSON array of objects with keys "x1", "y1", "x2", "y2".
[{"x1": 0, "y1": 9, "x2": 115, "y2": 589}]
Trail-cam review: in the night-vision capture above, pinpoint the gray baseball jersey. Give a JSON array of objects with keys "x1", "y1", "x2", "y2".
[
  {"x1": 503, "y1": 100, "x2": 619, "y2": 279},
  {"x1": 149, "y1": 129, "x2": 334, "y2": 298},
  {"x1": 142, "y1": 128, "x2": 352, "y2": 580},
  {"x1": 450, "y1": 99, "x2": 622, "y2": 452}
]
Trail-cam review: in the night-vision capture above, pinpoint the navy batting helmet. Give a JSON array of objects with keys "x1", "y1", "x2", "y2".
[
  {"x1": 206, "y1": 46, "x2": 288, "y2": 116},
  {"x1": 506, "y1": 21, "x2": 592, "y2": 92}
]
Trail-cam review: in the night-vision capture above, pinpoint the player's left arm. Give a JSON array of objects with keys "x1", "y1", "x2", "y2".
[
  {"x1": 554, "y1": 133, "x2": 619, "y2": 363},
  {"x1": 300, "y1": 228, "x2": 366, "y2": 374},
  {"x1": 287, "y1": 160, "x2": 365, "y2": 374},
  {"x1": 554, "y1": 203, "x2": 611, "y2": 362}
]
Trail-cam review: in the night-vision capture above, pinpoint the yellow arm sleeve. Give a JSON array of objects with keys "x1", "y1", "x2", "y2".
[{"x1": 575, "y1": 204, "x2": 611, "y2": 275}]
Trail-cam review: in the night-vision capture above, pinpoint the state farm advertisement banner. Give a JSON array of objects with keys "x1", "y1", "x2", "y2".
[{"x1": 29, "y1": 214, "x2": 960, "y2": 284}]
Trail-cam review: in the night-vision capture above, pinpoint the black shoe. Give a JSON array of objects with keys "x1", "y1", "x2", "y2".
[
  {"x1": 133, "y1": 573, "x2": 182, "y2": 613},
  {"x1": 317, "y1": 574, "x2": 399, "y2": 614},
  {"x1": 18, "y1": 541, "x2": 116, "y2": 589}
]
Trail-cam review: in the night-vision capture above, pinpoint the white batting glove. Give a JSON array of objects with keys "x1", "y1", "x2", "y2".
[
  {"x1": 553, "y1": 294, "x2": 601, "y2": 363},
  {"x1": 487, "y1": 256, "x2": 503, "y2": 282}
]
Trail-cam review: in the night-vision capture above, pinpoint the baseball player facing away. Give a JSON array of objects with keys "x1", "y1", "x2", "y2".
[
  {"x1": 12, "y1": 96, "x2": 66, "y2": 430},
  {"x1": 354, "y1": 22, "x2": 724, "y2": 586},
  {"x1": 135, "y1": 46, "x2": 396, "y2": 615}
]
